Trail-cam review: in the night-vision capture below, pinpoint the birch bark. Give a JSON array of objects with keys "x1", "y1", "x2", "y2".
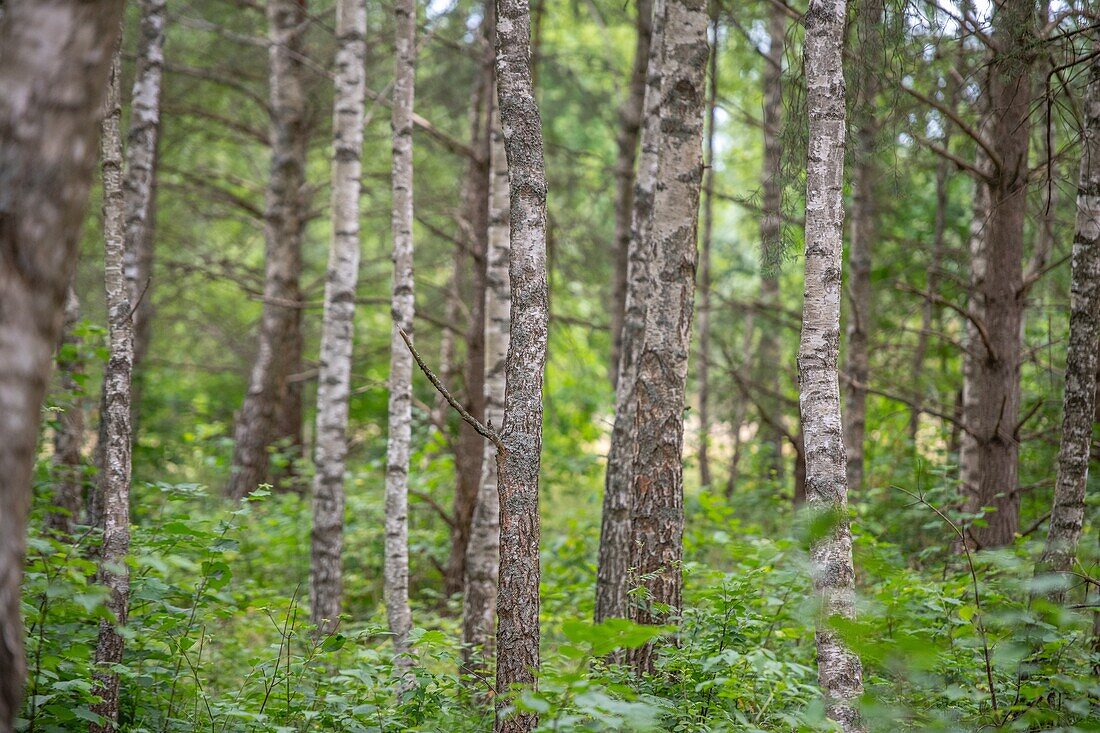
[
  {"x1": 0, "y1": 1, "x2": 124, "y2": 725},
  {"x1": 310, "y1": 0, "x2": 366, "y2": 634},
  {"x1": 90, "y1": 57, "x2": 135, "y2": 733},
  {"x1": 228, "y1": 0, "x2": 308, "y2": 499},
  {"x1": 493, "y1": 0, "x2": 549, "y2": 724},
  {"x1": 625, "y1": 0, "x2": 707, "y2": 675},
  {"x1": 385, "y1": 0, "x2": 416, "y2": 668},
  {"x1": 1038, "y1": 38, "x2": 1100, "y2": 599},
  {"x1": 798, "y1": 0, "x2": 864, "y2": 728}
]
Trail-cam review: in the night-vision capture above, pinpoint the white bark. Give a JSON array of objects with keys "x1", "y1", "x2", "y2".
[
  {"x1": 385, "y1": 0, "x2": 416, "y2": 670},
  {"x1": 798, "y1": 0, "x2": 864, "y2": 729},
  {"x1": 310, "y1": 0, "x2": 366, "y2": 634}
]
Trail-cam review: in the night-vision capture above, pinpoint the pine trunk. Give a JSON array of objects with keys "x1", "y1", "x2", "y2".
[
  {"x1": 91, "y1": 57, "x2": 136, "y2": 733},
  {"x1": 310, "y1": 0, "x2": 367, "y2": 633},
  {"x1": 227, "y1": 0, "x2": 308, "y2": 499},
  {"x1": 493, "y1": 0, "x2": 550, "y2": 724},
  {"x1": 798, "y1": 1, "x2": 864, "y2": 728},
  {"x1": 1038, "y1": 39, "x2": 1100, "y2": 598},
  {"x1": 624, "y1": 0, "x2": 707, "y2": 675}
]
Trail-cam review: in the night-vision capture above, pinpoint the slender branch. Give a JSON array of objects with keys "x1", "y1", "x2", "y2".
[
  {"x1": 409, "y1": 489, "x2": 455, "y2": 528},
  {"x1": 901, "y1": 84, "x2": 1002, "y2": 173},
  {"x1": 897, "y1": 282, "x2": 997, "y2": 360}
]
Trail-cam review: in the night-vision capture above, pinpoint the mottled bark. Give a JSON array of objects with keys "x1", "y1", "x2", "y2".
[
  {"x1": 91, "y1": 57, "x2": 135, "y2": 733},
  {"x1": 463, "y1": 101, "x2": 509, "y2": 674},
  {"x1": 1038, "y1": 40, "x2": 1100, "y2": 600},
  {"x1": 969, "y1": 0, "x2": 1035, "y2": 548},
  {"x1": 227, "y1": 0, "x2": 308, "y2": 500},
  {"x1": 0, "y1": 1, "x2": 123, "y2": 726},
  {"x1": 123, "y1": 0, "x2": 166, "y2": 370},
  {"x1": 596, "y1": 0, "x2": 664, "y2": 625},
  {"x1": 695, "y1": 9, "x2": 717, "y2": 489},
  {"x1": 798, "y1": 1, "x2": 864, "y2": 729},
  {"x1": 960, "y1": 169, "x2": 989, "y2": 511},
  {"x1": 493, "y1": 0, "x2": 549, "y2": 725},
  {"x1": 385, "y1": 0, "x2": 416, "y2": 669},
  {"x1": 48, "y1": 289, "x2": 86, "y2": 536},
  {"x1": 842, "y1": 0, "x2": 882, "y2": 494},
  {"x1": 625, "y1": 0, "x2": 707, "y2": 675},
  {"x1": 310, "y1": 0, "x2": 366, "y2": 634},
  {"x1": 609, "y1": 0, "x2": 653, "y2": 387}
]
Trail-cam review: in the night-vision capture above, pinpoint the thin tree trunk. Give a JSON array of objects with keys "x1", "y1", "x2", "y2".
[
  {"x1": 970, "y1": 0, "x2": 1035, "y2": 548},
  {"x1": 227, "y1": 0, "x2": 308, "y2": 499},
  {"x1": 48, "y1": 289, "x2": 86, "y2": 536},
  {"x1": 696, "y1": 9, "x2": 718, "y2": 489},
  {"x1": 757, "y1": 4, "x2": 786, "y2": 481},
  {"x1": 90, "y1": 57, "x2": 135, "y2": 733},
  {"x1": 842, "y1": 0, "x2": 882, "y2": 494},
  {"x1": 385, "y1": 0, "x2": 416, "y2": 669},
  {"x1": 123, "y1": 0, "x2": 166, "y2": 371},
  {"x1": 0, "y1": 2, "x2": 124, "y2": 726},
  {"x1": 1038, "y1": 39, "x2": 1100, "y2": 600},
  {"x1": 798, "y1": 0, "x2": 864, "y2": 728},
  {"x1": 960, "y1": 168, "x2": 989, "y2": 513},
  {"x1": 493, "y1": 0, "x2": 549, "y2": 724},
  {"x1": 625, "y1": 0, "x2": 707, "y2": 675},
  {"x1": 609, "y1": 0, "x2": 653, "y2": 387},
  {"x1": 596, "y1": 0, "x2": 664, "y2": 625},
  {"x1": 463, "y1": 100, "x2": 509, "y2": 675},
  {"x1": 309, "y1": 0, "x2": 366, "y2": 634}
]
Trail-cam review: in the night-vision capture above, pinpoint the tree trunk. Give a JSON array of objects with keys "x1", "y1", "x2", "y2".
[
  {"x1": 757, "y1": 4, "x2": 786, "y2": 481},
  {"x1": 123, "y1": 0, "x2": 166, "y2": 371},
  {"x1": 463, "y1": 100, "x2": 510, "y2": 675},
  {"x1": 842, "y1": 0, "x2": 882, "y2": 495},
  {"x1": 227, "y1": 0, "x2": 308, "y2": 500},
  {"x1": 493, "y1": 0, "x2": 549, "y2": 725},
  {"x1": 0, "y1": 1, "x2": 123, "y2": 726},
  {"x1": 385, "y1": 0, "x2": 416, "y2": 669},
  {"x1": 90, "y1": 57, "x2": 135, "y2": 733},
  {"x1": 609, "y1": 0, "x2": 653, "y2": 387},
  {"x1": 309, "y1": 0, "x2": 366, "y2": 634},
  {"x1": 625, "y1": 0, "x2": 707, "y2": 675},
  {"x1": 1038, "y1": 39, "x2": 1099, "y2": 600},
  {"x1": 695, "y1": 9, "x2": 717, "y2": 489},
  {"x1": 970, "y1": 0, "x2": 1035, "y2": 548},
  {"x1": 960, "y1": 167, "x2": 989, "y2": 515},
  {"x1": 48, "y1": 289, "x2": 86, "y2": 536},
  {"x1": 798, "y1": 1, "x2": 864, "y2": 729},
  {"x1": 596, "y1": 0, "x2": 664, "y2": 625}
]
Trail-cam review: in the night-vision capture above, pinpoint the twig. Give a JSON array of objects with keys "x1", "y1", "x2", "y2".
[{"x1": 399, "y1": 328, "x2": 503, "y2": 451}]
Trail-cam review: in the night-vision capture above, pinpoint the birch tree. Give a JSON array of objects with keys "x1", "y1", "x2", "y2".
[
  {"x1": 494, "y1": 0, "x2": 550, "y2": 724},
  {"x1": 0, "y1": 1, "x2": 124, "y2": 726},
  {"x1": 1038, "y1": 38, "x2": 1100, "y2": 600},
  {"x1": 310, "y1": 0, "x2": 366, "y2": 633},
  {"x1": 462, "y1": 102, "x2": 509, "y2": 674},
  {"x1": 90, "y1": 57, "x2": 136, "y2": 733},
  {"x1": 385, "y1": 0, "x2": 416, "y2": 666},
  {"x1": 798, "y1": 0, "x2": 864, "y2": 728},
  {"x1": 228, "y1": 0, "x2": 309, "y2": 500},
  {"x1": 624, "y1": 0, "x2": 707, "y2": 674}
]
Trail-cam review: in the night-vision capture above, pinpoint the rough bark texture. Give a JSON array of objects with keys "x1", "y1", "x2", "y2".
[
  {"x1": 596, "y1": 0, "x2": 665, "y2": 625},
  {"x1": 310, "y1": 0, "x2": 366, "y2": 634},
  {"x1": 757, "y1": 5, "x2": 786, "y2": 481},
  {"x1": 123, "y1": 0, "x2": 166, "y2": 370},
  {"x1": 493, "y1": 0, "x2": 549, "y2": 725},
  {"x1": 385, "y1": 0, "x2": 416, "y2": 668},
  {"x1": 842, "y1": 0, "x2": 882, "y2": 494},
  {"x1": 1038, "y1": 40, "x2": 1100, "y2": 599},
  {"x1": 91, "y1": 57, "x2": 135, "y2": 733},
  {"x1": 48, "y1": 289, "x2": 86, "y2": 536},
  {"x1": 463, "y1": 101, "x2": 510, "y2": 674},
  {"x1": 798, "y1": 1, "x2": 864, "y2": 729},
  {"x1": 0, "y1": 2, "x2": 124, "y2": 726},
  {"x1": 227, "y1": 0, "x2": 308, "y2": 500},
  {"x1": 625, "y1": 0, "x2": 707, "y2": 675},
  {"x1": 695, "y1": 9, "x2": 717, "y2": 489},
  {"x1": 609, "y1": 0, "x2": 653, "y2": 387}
]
